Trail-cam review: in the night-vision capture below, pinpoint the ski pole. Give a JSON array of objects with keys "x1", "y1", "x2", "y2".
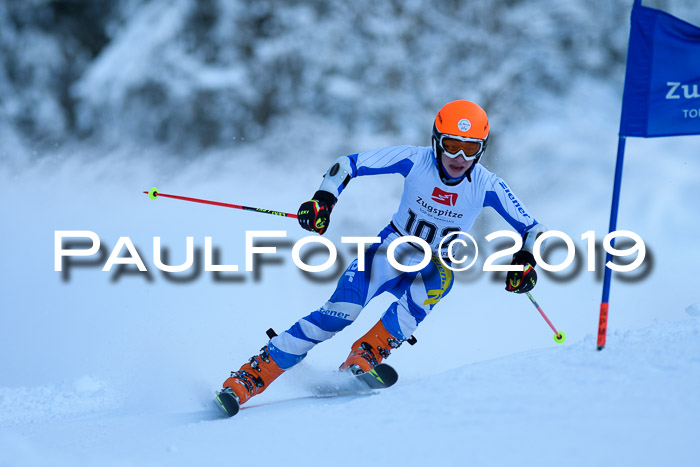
[
  {"x1": 525, "y1": 291, "x2": 566, "y2": 343},
  {"x1": 143, "y1": 187, "x2": 298, "y2": 219}
]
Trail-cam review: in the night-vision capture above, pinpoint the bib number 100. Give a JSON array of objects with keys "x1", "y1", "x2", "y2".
[{"x1": 404, "y1": 209, "x2": 460, "y2": 245}]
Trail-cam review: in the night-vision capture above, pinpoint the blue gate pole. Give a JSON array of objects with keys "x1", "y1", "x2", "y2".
[{"x1": 597, "y1": 135, "x2": 627, "y2": 350}]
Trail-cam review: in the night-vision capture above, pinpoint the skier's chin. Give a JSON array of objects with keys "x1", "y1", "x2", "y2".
[
  {"x1": 446, "y1": 165, "x2": 467, "y2": 177},
  {"x1": 440, "y1": 154, "x2": 474, "y2": 178}
]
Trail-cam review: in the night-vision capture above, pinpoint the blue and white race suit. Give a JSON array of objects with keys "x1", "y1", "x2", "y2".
[{"x1": 268, "y1": 146, "x2": 544, "y2": 369}]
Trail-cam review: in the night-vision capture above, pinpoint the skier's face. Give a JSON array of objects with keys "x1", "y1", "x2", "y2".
[{"x1": 441, "y1": 153, "x2": 474, "y2": 178}]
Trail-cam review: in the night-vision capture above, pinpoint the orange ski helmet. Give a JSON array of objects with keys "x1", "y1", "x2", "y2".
[{"x1": 432, "y1": 100, "x2": 490, "y2": 178}]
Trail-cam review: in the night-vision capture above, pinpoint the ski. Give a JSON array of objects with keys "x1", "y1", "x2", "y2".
[
  {"x1": 355, "y1": 363, "x2": 398, "y2": 389},
  {"x1": 215, "y1": 363, "x2": 398, "y2": 418},
  {"x1": 214, "y1": 388, "x2": 240, "y2": 417}
]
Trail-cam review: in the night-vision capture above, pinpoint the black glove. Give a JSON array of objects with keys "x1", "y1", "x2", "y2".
[
  {"x1": 297, "y1": 190, "x2": 337, "y2": 235},
  {"x1": 505, "y1": 250, "x2": 537, "y2": 294}
]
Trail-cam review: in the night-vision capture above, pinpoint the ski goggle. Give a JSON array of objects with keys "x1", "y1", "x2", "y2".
[{"x1": 439, "y1": 135, "x2": 484, "y2": 161}]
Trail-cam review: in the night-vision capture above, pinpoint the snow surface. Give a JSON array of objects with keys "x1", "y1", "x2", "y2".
[{"x1": 1, "y1": 320, "x2": 699, "y2": 467}]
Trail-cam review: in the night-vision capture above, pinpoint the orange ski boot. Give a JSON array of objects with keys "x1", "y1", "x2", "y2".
[
  {"x1": 222, "y1": 345, "x2": 285, "y2": 406},
  {"x1": 340, "y1": 319, "x2": 403, "y2": 375}
]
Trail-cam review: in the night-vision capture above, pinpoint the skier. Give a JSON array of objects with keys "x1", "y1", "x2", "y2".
[{"x1": 218, "y1": 100, "x2": 546, "y2": 413}]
